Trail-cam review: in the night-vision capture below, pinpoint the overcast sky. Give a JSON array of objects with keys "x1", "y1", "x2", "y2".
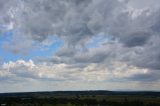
[{"x1": 0, "y1": 0, "x2": 160, "y2": 93}]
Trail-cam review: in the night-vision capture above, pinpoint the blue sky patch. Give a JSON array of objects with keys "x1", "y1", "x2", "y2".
[
  {"x1": 0, "y1": 31, "x2": 63, "y2": 62},
  {"x1": 86, "y1": 33, "x2": 117, "y2": 48}
]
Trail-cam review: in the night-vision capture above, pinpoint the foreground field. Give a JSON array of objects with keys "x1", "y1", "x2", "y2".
[{"x1": 0, "y1": 91, "x2": 160, "y2": 106}]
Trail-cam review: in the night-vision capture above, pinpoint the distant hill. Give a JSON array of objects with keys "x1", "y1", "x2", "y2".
[{"x1": 0, "y1": 90, "x2": 160, "y2": 97}]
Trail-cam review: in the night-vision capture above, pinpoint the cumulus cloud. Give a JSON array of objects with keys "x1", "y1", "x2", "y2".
[
  {"x1": 1, "y1": 59, "x2": 160, "y2": 92},
  {"x1": 0, "y1": 59, "x2": 159, "y2": 83}
]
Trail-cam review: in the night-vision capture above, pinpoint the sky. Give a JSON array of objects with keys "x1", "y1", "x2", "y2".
[{"x1": 0, "y1": 0, "x2": 160, "y2": 93}]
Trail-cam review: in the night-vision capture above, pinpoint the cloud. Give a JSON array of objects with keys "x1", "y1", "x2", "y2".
[
  {"x1": 1, "y1": 0, "x2": 126, "y2": 52},
  {"x1": 0, "y1": 59, "x2": 107, "y2": 82},
  {"x1": 0, "y1": 59, "x2": 160, "y2": 91},
  {"x1": 1, "y1": 0, "x2": 160, "y2": 91},
  {"x1": 1, "y1": 59, "x2": 159, "y2": 83}
]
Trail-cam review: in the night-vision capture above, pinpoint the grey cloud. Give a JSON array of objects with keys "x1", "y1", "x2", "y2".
[
  {"x1": 122, "y1": 32, "x2": 150, "y2": 47},
  {"x1": 73, "y1": 46, "x2": 114, "y2": 63},
  {"x1": 1, "y1": 0, "x2": 160, "y2": 83},
  {"x1": 150, "y1": 11, "x2": 160, "y2": 34},
  {"x1": 129, "y1": 0, "x2": 160, "y2": 10},
  {"x1": 0, "y1": 0, "x2": 157, "y2": 47},
  {"x1": 17, "y1": 0, "x2": 93, "y2": 43},
  {"x1": 128, "y1": 72, "x2": 160, "y2": 82},
  {"x1": 123, "y1": 35, "x2": 160, "y2": 71}
]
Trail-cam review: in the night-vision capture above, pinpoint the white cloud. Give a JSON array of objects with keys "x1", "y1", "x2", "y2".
[{"x1": 0, "y1": 59, "x2": 159, "y2": 92}]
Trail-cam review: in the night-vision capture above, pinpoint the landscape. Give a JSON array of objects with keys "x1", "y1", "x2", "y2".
[
  {"x1": 0, "y1": 91, "x2": 160, "y2": 106},
  {"x1": 1, "y1": 0, "x2": 160, "y2": 106}
]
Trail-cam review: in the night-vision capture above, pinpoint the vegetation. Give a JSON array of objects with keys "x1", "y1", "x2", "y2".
[{"x1": 0, "y1": 91, "x2": 160, "y2": 106}]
